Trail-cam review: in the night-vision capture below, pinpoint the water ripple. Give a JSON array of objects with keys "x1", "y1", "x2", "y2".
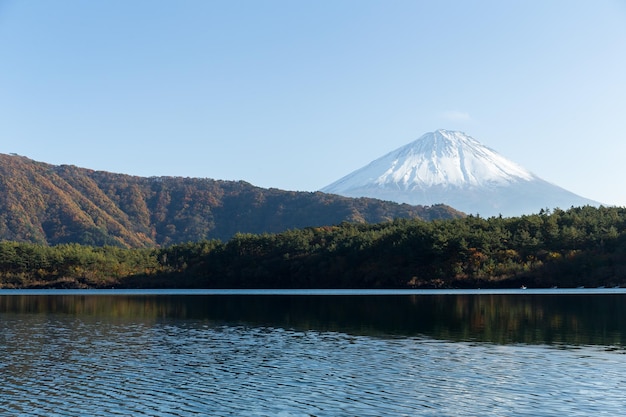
[{"x1": 1, "y1": 317, "x2": 625, "y2": 416}]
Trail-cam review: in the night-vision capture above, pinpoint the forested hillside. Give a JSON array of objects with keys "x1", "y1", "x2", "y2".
[
  {"x1": 0, "y1": 153, "x2": 462, "y2": 247},
  {"x1": 1, "y1": 206, "x2": 625, "y2": 289}
]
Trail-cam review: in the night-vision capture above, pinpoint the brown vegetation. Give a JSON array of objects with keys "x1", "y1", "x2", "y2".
[{"x1": 0, "y1": 153, "x2": 463, "y2": 247}]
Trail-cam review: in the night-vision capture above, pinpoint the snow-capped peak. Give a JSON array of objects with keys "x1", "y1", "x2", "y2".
[
  {"x1": 321, "y1": 129, "x2": 601, "y2": 217},
  {"x1": 325, "y1": 129, "x2": 535, "y2": 193}
]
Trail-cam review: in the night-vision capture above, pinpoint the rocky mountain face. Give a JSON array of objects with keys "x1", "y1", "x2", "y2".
[
  {"x1": 0, "y1": 153, "x2": 463, "y2": 247},
  {"x1": 321, "y1": 130, "x2": 602, "y2": 217}
]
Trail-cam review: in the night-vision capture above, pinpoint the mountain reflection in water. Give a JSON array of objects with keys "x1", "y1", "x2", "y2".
[{"x1": 2, "y1": 292, "x2": 625, "y2": 347}]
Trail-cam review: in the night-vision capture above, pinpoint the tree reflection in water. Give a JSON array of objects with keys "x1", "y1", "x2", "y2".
[{"x1": 1, "y1": 292, "x2": 625, "y2": 347}]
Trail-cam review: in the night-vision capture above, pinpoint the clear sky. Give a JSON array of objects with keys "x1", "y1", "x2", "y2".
[{"x1": 1, "y1": 1, "x2": 625, "y2": 206}]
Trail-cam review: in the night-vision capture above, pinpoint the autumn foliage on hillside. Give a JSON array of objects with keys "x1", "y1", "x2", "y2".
[{"x1": 0, "y1": 153, "x2": 462, "y2": 247}]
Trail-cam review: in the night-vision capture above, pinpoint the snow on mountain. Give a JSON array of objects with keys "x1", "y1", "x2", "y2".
[{"x1": 321, "y1": 129, "x2": 602, "y2": 217}]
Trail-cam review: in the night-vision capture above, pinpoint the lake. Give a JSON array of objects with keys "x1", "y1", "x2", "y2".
[{"x1": 1, "y1": 289, "x2": 625, "y2": 416}]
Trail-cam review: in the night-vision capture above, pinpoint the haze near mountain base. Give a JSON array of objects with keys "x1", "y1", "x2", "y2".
[{"x1": 321, "y1": 130, "x2": 602, "y2": 217}]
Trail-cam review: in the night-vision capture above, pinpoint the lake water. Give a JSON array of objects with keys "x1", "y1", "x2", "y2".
[{"x1": 1, "y1": 289, "x2": 626, "y2": 416}]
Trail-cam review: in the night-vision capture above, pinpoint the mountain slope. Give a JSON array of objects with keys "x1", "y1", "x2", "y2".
[
  {"x1": 0, "y1": 153, "x2": 463, "y2": 247},
  {"x1": 321, "y1": 129, "x2": 602, "y2": 217}
]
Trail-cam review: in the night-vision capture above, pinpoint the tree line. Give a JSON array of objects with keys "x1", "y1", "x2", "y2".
[{"x1": 1, "y1": 205, "x2": 626, "y2": 289}]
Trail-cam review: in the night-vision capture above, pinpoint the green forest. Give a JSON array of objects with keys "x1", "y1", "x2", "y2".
[{"x1": 1, "y1": 205, "x2": 626, "y2": 289}]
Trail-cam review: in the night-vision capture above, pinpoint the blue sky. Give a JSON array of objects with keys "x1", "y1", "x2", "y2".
[{"x1": 1, "y1": 1, "x2": 625, "y2": 206}]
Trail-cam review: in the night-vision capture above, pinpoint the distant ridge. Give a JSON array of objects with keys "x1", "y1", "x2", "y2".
[
  {"x1": 0, "y1": 153, "x2": 463, "y2": 247},
  {"x1": 321, "y1": 129, "x2": 602, "y2": 217}
]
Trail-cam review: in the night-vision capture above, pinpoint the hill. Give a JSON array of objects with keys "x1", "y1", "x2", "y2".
[{"x1": 0, "y1": 153, "x2": 463, "y2": 247}]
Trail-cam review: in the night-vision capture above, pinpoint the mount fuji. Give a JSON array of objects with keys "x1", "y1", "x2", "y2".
[{"x1": 321, "y1": 129, "x2": 602, "y2": 217}]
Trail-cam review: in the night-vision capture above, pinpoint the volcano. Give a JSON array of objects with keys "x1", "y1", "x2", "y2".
[{"x1": 321, "y1": 129, "x2": 602, "y2": 217}]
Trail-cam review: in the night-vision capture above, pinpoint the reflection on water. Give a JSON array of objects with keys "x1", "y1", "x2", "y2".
[
  {"x1": 1, "y1": 292, "x2": 626, "y2": 416},
  {"x1": 2, "y1": 292, "x2": 626, "y2": 346}
]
